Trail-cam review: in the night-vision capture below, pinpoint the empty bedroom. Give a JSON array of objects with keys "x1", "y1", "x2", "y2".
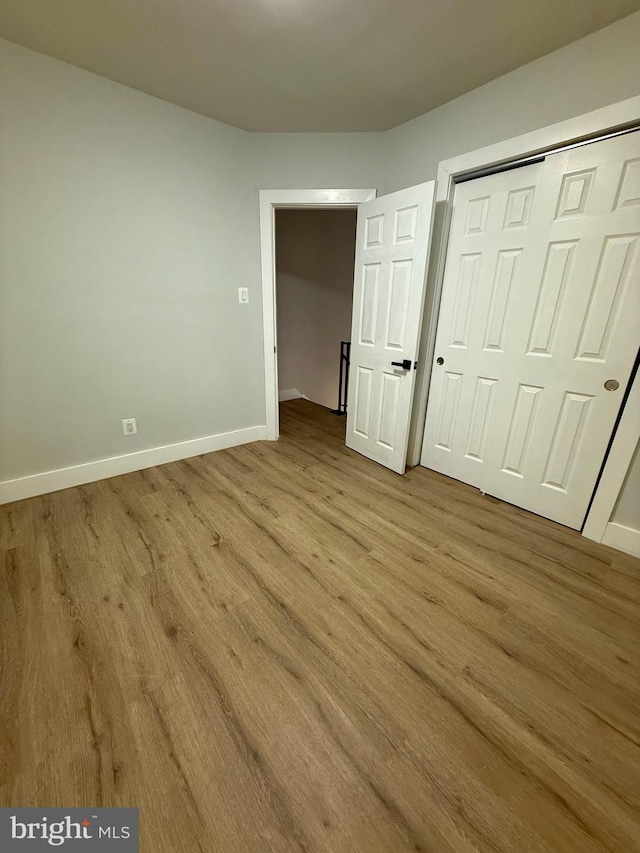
[{"x1": 1, "y1": 1, "x2": 640, "y2": 851}]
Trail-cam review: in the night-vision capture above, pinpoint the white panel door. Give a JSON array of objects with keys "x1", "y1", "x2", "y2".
[
  {"x1": 347, "y1": 182, "x2": 435, "y2": 474},
  {"x1": 421, "y1": 131, "x2": 640, "y2": 529}
]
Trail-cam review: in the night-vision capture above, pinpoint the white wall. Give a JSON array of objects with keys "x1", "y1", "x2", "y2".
[
  {"x1": 612, "y1": 440, "x2": 640, "y2": 531},
  {"x1": 251, "y1": 132, "x2": 385, "y2": 192},
  {"x1": 380, "y1": 11, "x2": 640, "y2": 194},
  {"x1": 276, "y1": 210, "x2": 356, "y2": 409},
  {"x1": 0, "y1": 39, "x2": 265, "y2": 483}
]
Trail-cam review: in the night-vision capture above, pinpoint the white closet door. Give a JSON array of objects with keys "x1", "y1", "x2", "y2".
[
  {"x1": 421, "y1": 132, "x2": 640, "y2": 529},
  {"x1": 346, "y1": 182, "x2": 435, "y2": 474},
  {"x1": 421, "y1": 163, "x2": 544, "y2": 491}
]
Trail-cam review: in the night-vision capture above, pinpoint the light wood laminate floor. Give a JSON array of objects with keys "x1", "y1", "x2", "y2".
[{"x1": 1, "y1": 399, "x2": 639, "y2": 852}]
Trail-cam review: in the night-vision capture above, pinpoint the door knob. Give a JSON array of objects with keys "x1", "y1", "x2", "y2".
[
  {"x1": 604, "y1": 379, "x2": 619, "y2": 391},
  {"x1": 436, "y1": 357, "x2": 444, "y2": 365},
  {"x1": 391, "y1": 359, "x2": 412, "y2": 370}
]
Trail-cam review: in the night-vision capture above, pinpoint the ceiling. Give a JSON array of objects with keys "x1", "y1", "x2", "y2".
[{"x1": 1, "y1": 0, "x2": 639, "y2": 132}]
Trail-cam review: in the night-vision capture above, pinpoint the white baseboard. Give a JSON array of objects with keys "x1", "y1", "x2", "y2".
[
  {"x1": 278, "y1": 388, "x2": 304, "y2": 402},
  {"x1": 0, "y1": 424, "x2": 268, "y2": 506},
  {"x1": 601, "y1": 521, "x2": 640, "y2": 559}
]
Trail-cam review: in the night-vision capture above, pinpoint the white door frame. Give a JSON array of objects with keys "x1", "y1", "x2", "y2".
[
  {"x1": 409, "y1": 95, "x2": 640, "y2": 542},
  {"x1": 259, "y1": 188, "x2": 376, "y2": 439}
]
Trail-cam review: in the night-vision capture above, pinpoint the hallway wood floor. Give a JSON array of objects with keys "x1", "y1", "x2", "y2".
[{"x1": 1, "y1": 399, "x2": 639, "y2": 852}]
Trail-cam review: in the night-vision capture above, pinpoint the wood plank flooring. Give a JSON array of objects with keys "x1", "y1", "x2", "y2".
[{"x1": 1, "y1": 398, "x2": 639, "y2": 852}]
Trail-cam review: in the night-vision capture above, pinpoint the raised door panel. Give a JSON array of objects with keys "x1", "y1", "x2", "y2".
[
  {"x1": 500, "y1": 384, "x2": 543, "y2": 479},
  {"x1": 353, "y1": 367, "x2": 374, "y2": 439},
  {"x1": 503, "y1": 186, "x2": 535, "y2": 229},
  {"x1": 526, "y1": 241, "x2": 577, "y2": 358},
  {"x1": 394, "y1": 205, "x2": 418, "y2": 243},
  {"x1": 574, "y1": 234, "x2": 639, "y2": 362},
  {"x1": 376, "y1": 372, "x2": 402, "y2": 450},
  {"x1": 555, "y1": 169, "x2": 596, "y2": 219},
  {"x1": 541, "y1": 392, "x2": 593, "y2": 494},
  {"x1": 359, "y1": 264, "x2": 381, "y2": 346},
  {"x1": 449, "y1": 254, "x2": 481, "y2": 349},
  {"x1": 483, "y1": 249, "x2": 521, "y2": 352},
  {"x1": 614, "y1": 158, "x2": 640, "y2": 209},
  {"x1": 364, "y1": 214, "x2": 384, "y2": 248},
  {"x1": 434, "y1": 371, "x2": 464, "y2": 452},
  {"x1": 464, "y1": 377, "x2": 498, "y2": 463},
  {"x1": 384, "y1": 260, "x2": 413, "y2": 350}
]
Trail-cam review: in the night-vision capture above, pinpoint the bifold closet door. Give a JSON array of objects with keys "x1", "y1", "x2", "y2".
[{"x1": 421, "y1": 132, "x2": 640, "y2": 529}]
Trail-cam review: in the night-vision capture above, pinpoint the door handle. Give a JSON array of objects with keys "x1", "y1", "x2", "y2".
[{"x1": 391, "y1": 359, "x2": 412, "y2": 370}]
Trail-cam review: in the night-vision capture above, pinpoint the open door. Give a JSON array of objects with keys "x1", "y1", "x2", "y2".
[{"x1": 346, "y1": 182, "x2": 435, "y2": 473}]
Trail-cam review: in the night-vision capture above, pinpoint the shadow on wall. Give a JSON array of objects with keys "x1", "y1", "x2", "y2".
[{"x1": 275, "y1": 209, "x2": 357, "y2": 410}]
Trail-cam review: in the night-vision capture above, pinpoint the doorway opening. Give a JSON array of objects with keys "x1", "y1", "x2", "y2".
[
  {"x1": 260, "y1": 184, "x2": 437, "y2": 473},
  {"x1": 259, "y1": 189, "x2": 376, "y2": 442},
  {"x1": 275, "y1": 208, "x2": 357, "y2": 438}
]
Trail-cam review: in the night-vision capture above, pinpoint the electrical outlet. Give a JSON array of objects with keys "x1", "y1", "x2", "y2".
[
  {"x1": 238, "y1": 287, "x2": 249, "y2": 304},
  {"x1": 122, "y1": 418, "x2": 137, "y2": 436}
]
